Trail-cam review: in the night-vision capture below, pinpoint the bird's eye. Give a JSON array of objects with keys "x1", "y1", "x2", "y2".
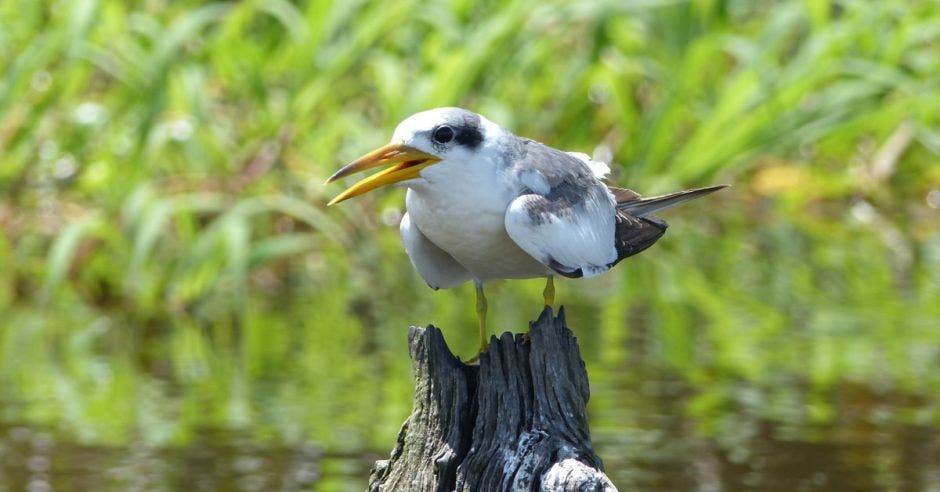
[{"x1": 432, "y1": 125, "x2": 455, "y2": 144}]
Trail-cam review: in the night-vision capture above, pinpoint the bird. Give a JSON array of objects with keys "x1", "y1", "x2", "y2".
[{"x1": 326, "y1": 107, "x2": 726, "y2": 356}]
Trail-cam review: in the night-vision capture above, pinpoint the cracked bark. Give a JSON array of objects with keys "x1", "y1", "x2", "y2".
[{"x1": 369, "y1": 307, "x2": 616, "y2": 491}]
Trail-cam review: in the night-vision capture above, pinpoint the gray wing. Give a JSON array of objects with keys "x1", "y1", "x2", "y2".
[
  {"x1": 503, "y1": 140, "x2": 618, "y2": 278},
  {"x1": 400, "y1": 212, "x2": 471, "y2": 289}
]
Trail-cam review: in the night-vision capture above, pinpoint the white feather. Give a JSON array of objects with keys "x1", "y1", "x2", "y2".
[
  {"x1": 400, "y1": 212, "x2": 471, "y2": 289},
  {"x1": 504, "y1": 192, "x2": 617, "y2": 277},
  {"x1": 565, "y1": 151, "x2": 610, "y2": 179},
  {"x1": 518, "y1": 169, "x2": 551, "y2": 195}
]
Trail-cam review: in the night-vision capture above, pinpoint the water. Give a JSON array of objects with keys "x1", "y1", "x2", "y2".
[
  {"x1": 3, "y1": 369, "x2": 938, "y2": 491},
  {"x1": 0, "y1": 424, "x2": 371, "y2": 491},
  {"x1": 591, "y1": 376, "x2": 940, "y2": 491}
]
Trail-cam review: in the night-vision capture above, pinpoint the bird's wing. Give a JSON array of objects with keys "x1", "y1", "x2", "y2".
[
  {"x1": 604, "y1": 184, "x2": 728, "y2": 267},
  {"x1": 400, "y1": 212, "x2": 471, "y2": 289},
  {"x1": 608, "y1": 210, "x2": 668, "y2": 268},
  {"x1": 606, "y1": 185, "x2": 641, "y2": 203},
  {"x1": 503, "y1": 140, "x2": 618, "y2": 278},
  {"x1": 564, "y1": 151, "x2": 611, "y2": 179},
  {"x1": 612, "y1": 184, "x2": 728, "y2": 216}
]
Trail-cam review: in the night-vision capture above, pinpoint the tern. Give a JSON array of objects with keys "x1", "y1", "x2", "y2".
[{"x1": 326, "y1": 107, "x2": 726, "y2": 355}]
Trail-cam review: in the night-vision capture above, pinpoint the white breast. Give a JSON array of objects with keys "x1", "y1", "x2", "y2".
[{"x1": 404, "y1": 178, "x2": 550, "y2": 282}]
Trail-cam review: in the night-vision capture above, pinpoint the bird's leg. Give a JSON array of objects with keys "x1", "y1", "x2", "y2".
[
  {"x1": 475, "y1": 280, "x2": 488, "y2": 354},
  {"x1": 543, "y1": 275, "x2": 555, "y2": 307}
]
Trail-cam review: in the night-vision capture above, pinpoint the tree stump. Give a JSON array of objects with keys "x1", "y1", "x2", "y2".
[{"x1": 369, "y1": 307, "x2": 616, "y2": 491}]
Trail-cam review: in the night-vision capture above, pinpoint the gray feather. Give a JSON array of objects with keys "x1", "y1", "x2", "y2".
[
  {"x1": 615, "y1": 184, "x2": 729, "y2": 216},
  {"x1": 509, "y1": 139, "x2": 599, "y2": 194},
  {"x1": 510, "y1": 138, "x2": 612, "y2": 227},
  {"x1": 504, "y1": 139, "x2": 618, "y2": 277}
]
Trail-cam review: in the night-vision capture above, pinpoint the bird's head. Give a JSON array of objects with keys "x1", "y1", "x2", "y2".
[{"x1": 325, "y1": 107, "x2": 499, "y2": 205}]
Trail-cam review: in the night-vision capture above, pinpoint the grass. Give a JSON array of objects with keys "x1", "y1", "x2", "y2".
[{"x1": 1, "y1": 0, "x2": 939, "y2": 481}]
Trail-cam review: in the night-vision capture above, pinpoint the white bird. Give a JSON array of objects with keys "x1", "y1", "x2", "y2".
[{"x1": 326, "y1": 107, "x2": 726, "y2": 355}]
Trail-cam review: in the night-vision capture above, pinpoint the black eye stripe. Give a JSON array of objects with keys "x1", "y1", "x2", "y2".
[
  {"x1": 454, "y1": 121, "x2": 483, "y2": 148},
  {"x1": 433, "y1": 125, "x2": 455, "y2": 143}
]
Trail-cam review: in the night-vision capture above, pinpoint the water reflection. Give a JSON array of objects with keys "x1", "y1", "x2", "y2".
[
  {"x1": 0, "y1": 425, "x2": 365, "y2": 491},
  {"x1": 3, "y1": 373, "x2": 939, "y2": 491},
  {"x1": 591, "y1": 370, "x2": 940, "y2": 491}
]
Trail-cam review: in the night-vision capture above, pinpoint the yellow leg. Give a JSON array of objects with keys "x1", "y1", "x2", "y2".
[
  {"x1": 543, "y1": 276, "x2": 555, "y2": 306},
  {"x1": 475, "y1": 281, "x2": 488, "y2": 353}
]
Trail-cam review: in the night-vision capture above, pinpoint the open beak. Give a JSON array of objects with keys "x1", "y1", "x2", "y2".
[{"x1": 325, "y1": 143, "x2": 441, "y2": 206}]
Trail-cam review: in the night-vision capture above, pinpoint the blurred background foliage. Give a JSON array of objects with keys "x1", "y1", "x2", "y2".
[{"x1": 1, "y1": 0, "x2": 939, "y2": 489}]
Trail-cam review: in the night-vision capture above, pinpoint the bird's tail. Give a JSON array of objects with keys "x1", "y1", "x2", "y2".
[{"x1": 615, "y1": 184, "x2": 729, "y2": 216}]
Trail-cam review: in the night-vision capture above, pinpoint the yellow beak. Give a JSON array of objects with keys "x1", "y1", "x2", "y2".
[{"x1": 325, "y1": 143, "x2": 441, "y2": 206}]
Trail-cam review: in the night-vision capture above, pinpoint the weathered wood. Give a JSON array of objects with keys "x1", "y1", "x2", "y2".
[{"x1": 370, "y1": 307, "x2": 616, "y2": 491}]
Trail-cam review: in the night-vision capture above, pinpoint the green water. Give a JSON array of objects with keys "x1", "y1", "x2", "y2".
[{"x1": 3, "y1": 336, "x2": 939, "y2": 491}]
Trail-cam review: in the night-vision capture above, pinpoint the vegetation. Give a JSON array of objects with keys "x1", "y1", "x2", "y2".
[{"x1": 1, "y1": 0, "x2": 939, "y2": 488}]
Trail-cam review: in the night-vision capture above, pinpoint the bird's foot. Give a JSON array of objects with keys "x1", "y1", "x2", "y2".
[{"x1": 542, "y1": 276, "x2": 555, "y2": 307}]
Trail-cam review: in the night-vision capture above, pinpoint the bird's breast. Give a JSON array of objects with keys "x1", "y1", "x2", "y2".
[{"x1": 404, "y1": 186, "x2": 549, "y2": 281}]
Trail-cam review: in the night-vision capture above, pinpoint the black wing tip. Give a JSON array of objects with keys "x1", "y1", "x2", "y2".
[
  {"x1": 607, "y1": 213, "x2": 669, "y2": 269},
  {"x1": 547, "y1": 258, "x2": 584, "y2": 278},
  {"x1": 642, "y1": 214, "x2": 668, "y2": 229}
]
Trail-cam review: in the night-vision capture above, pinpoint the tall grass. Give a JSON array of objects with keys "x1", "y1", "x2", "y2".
[{"x1": 1, "y1": 0, "x2": 939, "y2": 458}]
